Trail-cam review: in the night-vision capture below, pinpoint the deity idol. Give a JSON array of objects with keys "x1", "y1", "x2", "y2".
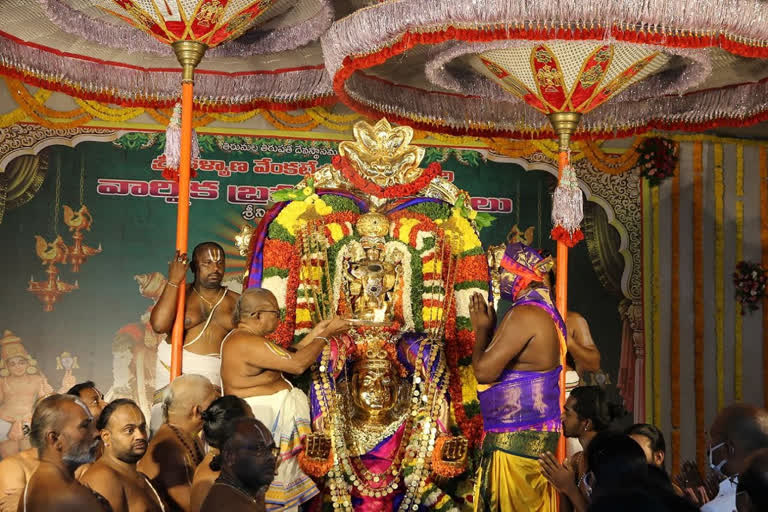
[
  {"x1": 0, "y1": 330, "x2": 74, "y2": 457},
  {"x1": 245, "y1": 119, "x2": 492, "y2": 510}
]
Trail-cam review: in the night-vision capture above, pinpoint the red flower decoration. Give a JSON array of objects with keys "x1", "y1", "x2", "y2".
[
  {"x1": 551, "y1": 226, "x2": 585, "y2": 247},
  {"x1": 332, "y1": 155, "x2": 442, "y2": 198},
  {"x1": 733, "y1": 260, "x2": 768, "y2": 314}
]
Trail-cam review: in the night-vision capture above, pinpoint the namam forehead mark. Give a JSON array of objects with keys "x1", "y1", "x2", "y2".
[{"x1": 198, "y1": 246, "x2": 224, "y2": 263}]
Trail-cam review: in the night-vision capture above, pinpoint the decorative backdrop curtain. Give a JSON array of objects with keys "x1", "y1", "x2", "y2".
[{"x1": 0, "y1": 151, "x2": 48, "y2": 223}]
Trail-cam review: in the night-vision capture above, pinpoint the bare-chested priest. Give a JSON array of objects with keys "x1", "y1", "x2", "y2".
[
  {"x1": 19, "y1": 394, "x2": 106, "y2": 512},
  {"x1": 80, "y1": 399, "x2": 165, "y2": 512},
  {"x1": 150, "y1": 242, "x2": 239, "y2": 431},
  {"x1": 220, "y1": 288, "x2": 350, "y2": 512},
  {"x1": 138, "y1": 375, "x2": 218, "y2": 512},
  {"x1": 470, "y1": 242, "x2": 565, "y2": 512}
]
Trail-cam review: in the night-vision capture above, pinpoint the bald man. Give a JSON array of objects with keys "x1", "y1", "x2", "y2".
[
  {"x1": 200, "y1": 418, "x2": 276, "y2": 512},
  {"x1": 138, "y1": 375, "x2": 219, "y2": 512},
  {"x1": 19, "y1": 394, "x2": 106, "y2": 512},
  {"x1": 703, "y1": 404, "x2": 768, "y2": 512},
  {"x1": 150, "y1": 243, "x2": 239, "y2": 431},
  {"x1": 220, "y1": 288, "x2": 349, "y2": 511},
  {"x1": 80, "y1": 399, "x2": 164, "y2": 512}
]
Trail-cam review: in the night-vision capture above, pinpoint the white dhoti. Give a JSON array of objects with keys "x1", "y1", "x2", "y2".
[
  {"x1": 565, "y1": 369, "x2": 582, "y2": 458},
  {"x1": 150, "y1": 342, "x2": 222, "y2": 434},
  {"x1": 244, "y1": 387, "x2": 318, "y2": 512}
]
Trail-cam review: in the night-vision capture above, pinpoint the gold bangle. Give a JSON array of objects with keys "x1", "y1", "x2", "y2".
[
  {"x1": 314, "y1": 336, "x2": 329, "y2": 344},
  {"x1": 166, "y1": 281, "x2": 180, "y2": 289}
]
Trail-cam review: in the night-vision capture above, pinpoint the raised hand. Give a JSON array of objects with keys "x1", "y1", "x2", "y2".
[
  {"x1": 168, "y1": 250, "x2": 189, "y2": 285},
  {"x1": 469, "y1": 292, "x2": 496, "y2": 332}
]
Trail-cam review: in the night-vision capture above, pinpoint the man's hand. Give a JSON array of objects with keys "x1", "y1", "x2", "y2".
[
  {"x1": 315, "y1": 317, "x2": 351, "y2": 338},
  {"x1": 539, "y1": 451, "x2": 577, "y2": 494},
  {"x1": 469, "y1": 292, "x2": 496, "y2": 332},
  {"x1": 168, "y1": 250, "x2": 189, "y2": 285}
]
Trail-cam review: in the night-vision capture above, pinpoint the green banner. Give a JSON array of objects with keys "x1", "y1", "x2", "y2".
[{"x1": 0, "y1": 133, "x2": 620, "y2": 457}]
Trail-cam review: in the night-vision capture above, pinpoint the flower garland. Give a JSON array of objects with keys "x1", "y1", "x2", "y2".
[
  {"x1": 692, "y1": 141, "x2": 705, "y2": 472},
  {"x1": 670, "y1": 162, "x2": 681, "y2": 473},
  {"x1": 735, "y1": 145, "x2": 744, "y2": 402},
  {"x1": 639, "y1": 137, "x2": 679, "y2": 186},
  {"x1": 732, "y1": 261, "x2": 768, "y2": 314},
  {"x1": 331, "y1": 155, "x2": 442, "y2": 198},
  {"x1": 714, "y1": 144, "x2": 725, "y2": 410}
]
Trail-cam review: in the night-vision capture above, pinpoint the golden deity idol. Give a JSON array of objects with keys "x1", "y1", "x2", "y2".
[{"x1": 342, "y1": 213, "x2": 403, "y2": 325}]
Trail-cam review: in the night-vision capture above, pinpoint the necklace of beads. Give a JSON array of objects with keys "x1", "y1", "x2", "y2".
[{"x1": 168, "y1": 424, "x2": 204, "y2": 467}]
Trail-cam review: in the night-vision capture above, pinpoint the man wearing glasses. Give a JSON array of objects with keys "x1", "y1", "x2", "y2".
[
  {"x1": 220, "y1": 288, "x2": 350, "y2": 512},
  {"x1": 701, "y1": 404, "x2": 768, "y2": 512}
]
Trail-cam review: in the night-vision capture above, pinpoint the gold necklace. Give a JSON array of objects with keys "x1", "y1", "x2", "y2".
[{"x1": 193, "y1": 286, "x2": 224, "y2": 309}]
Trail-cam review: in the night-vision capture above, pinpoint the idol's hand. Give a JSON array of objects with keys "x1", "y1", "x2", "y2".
[
  {"x1": 167, "y1": 250, "x2": 189, "y2": 285},
  {"x1": 469, "y1": 292, "x2": 496, "y2": 332}
]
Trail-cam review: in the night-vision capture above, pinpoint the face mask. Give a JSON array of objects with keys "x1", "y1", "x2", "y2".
[{"x1": 708, "y1": 441, "x2": 728, "y2": 474}]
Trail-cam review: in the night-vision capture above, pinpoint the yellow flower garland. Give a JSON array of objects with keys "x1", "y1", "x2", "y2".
[
  {"x1": 735, "y1": 144, "x2": 744, "y2": 401},
  {"x1": 714, "y1": 144, "x2": 725, "y2": 410}
]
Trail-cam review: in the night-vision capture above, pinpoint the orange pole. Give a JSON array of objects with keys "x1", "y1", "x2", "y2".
[
  {"x1": 556, "y1": 149, "x2": 569, "y2": 463},
  {"x1": 169, "y1": 80, "x2": 194, "y2": 380}
]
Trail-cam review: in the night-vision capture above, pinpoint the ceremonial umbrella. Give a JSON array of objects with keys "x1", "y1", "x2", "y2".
[
  {"x1": 98, "y1": 0, "x2": 319, "y2": 380},
  {"x1": 320, "y1": 0, "x2": 768, "y2": 457},
  {"x1": 0, "y1": 0, "x2": 334, "y2": 380}
]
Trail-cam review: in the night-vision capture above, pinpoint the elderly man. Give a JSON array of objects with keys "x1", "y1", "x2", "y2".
[
  {"x1": 220, "y1": 288, "x2": 349, "y2": 511},
  {"x1": 150, "y1": 243, "x2": 239, "y2": 431},
  {"x1": 138, "y1": 375, "x2": 218, "y2": 512},
  {"x1": 703, "y1": 403, "x2": 768, "y2": 512},
  {"x1": 200, "y1": 418, "x2": 276, "y2": 512},
  {"x1": 470, "y1": 242, "x2": 564, "y2": 512},
  {"x1": 19, "y1": 394, "x2": 105, "y2": 512},
  {"x1": 80, "y1": 399, "x2": 164, "y2": 512}
]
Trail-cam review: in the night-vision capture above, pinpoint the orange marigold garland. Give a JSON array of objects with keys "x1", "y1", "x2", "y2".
[
  {"x1": 431, "y1": 436, "x2": 468, "y2": 478},
  {"x1": 298, "y1": 445, "x2": 334, "y2": 478}
]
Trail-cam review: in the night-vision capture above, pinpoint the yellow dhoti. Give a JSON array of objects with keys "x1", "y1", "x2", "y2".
[{"x1": 474, "y1": 431, "x2": 559, "y2": 512}]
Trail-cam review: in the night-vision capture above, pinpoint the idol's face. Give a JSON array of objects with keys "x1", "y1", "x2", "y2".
[{"x1": 352, "y1": 365, "x2": 398, "y2": 415}]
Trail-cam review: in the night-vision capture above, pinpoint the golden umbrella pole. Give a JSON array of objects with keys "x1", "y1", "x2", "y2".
[
  {"x1": 168, "y1": 41, "x2": 207, "y2": 381},
  {"x1": 547, "y1": 111, "x2": 582, "y2": 461}
]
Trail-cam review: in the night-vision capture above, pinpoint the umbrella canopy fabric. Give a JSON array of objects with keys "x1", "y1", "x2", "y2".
[
  {"x1": 0, "y1": 0, "x2": 335, "y2": 111},
  {"x1": 320, "y1": 0, "x2": 768, "y2": 139}
]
